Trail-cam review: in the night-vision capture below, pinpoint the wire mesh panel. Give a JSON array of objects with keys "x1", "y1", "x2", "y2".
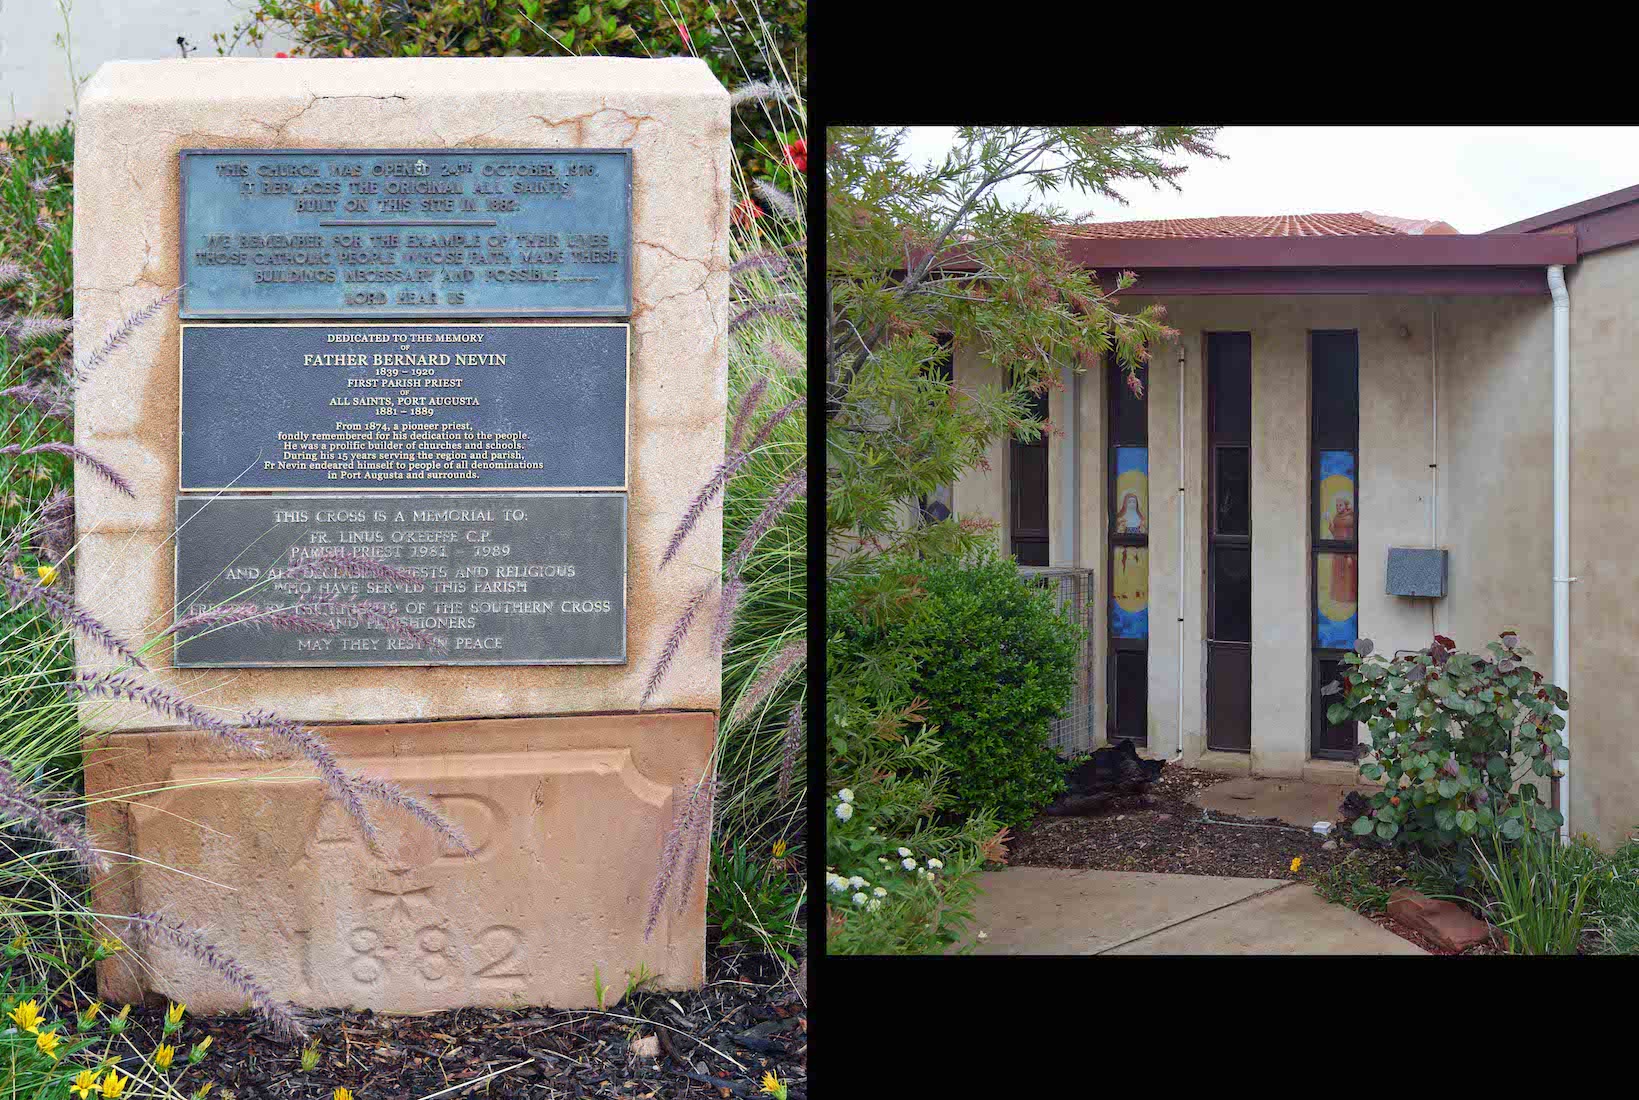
[{"x1": 1019, "y1": 566, "x2": 1097, "y2": 758}]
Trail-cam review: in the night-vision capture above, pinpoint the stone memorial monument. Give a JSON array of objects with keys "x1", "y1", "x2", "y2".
[{"x1": 73, "y1": 58, "x2": 728, "y2": 1013}]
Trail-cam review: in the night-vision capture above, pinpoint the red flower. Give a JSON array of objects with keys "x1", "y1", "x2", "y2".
[
  {"x1": 274, "y1": 51, "x2": 290, "y2": 58},
  {"x1": 731, "y1": 197, "x2": 764, "y2": 229},
  {"x1": 784, "y1": 138, "x2": 807, "y2": 173},
  {"x1": 676, "y1": 21, "x2": 692, "y2": 49}
]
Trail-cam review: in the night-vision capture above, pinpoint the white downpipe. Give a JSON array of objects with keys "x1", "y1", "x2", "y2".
[
  {"x1": 1061, "y1": 362, "x2": 1078, "y2": 565},
  {"x1": 1429, "y1": 300, "x2": 1439, "y2": 550},
  {"x1": 1548, "y1": 264, "x2": 1572, "y2": 843},
  {"x1": 1176, "y1": 343, "x2": 1186, "y2": 759}
]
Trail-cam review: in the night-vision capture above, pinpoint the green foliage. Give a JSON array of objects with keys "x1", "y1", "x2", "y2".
[
  {"x1": 706, "y1": 837, "x2": 802, "y2": 965},
  {"x1": 824, "y1": 125, "x2": 1218, "y2": 566},
  {"x1": 220, "y1": 0, "x2": 805, "y2": 180},
  {"x1": 1470, "y1": 827, "x2": 1595, "y2": 954},
  {"x1": 830, "y1": 553, "x2": 1080, "y2": 827},
  {"x1": 1328, "y1": 632, "x2": 1568, "y2": 849},
  {"x1": 1310, "y1": 854, "x2": 1395, "y2": 915},
  {"x1": 823, "y1": 786, "x2": 991, "y2": 955},
  {"x1": 0, "y1": 122, "x2": 75, "y2": 318}
]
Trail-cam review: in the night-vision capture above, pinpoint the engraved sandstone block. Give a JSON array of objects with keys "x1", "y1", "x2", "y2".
[{"x1": 86, "y1": 712, "x2": 713, "y2": 1012}]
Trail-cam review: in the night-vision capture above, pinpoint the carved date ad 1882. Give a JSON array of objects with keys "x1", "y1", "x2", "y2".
[
  {"x1": 172, "y1": 493, "x2": 626, "y2": 667},
  {"x1": 179, "y1": 148, "x2": 633, "y2": 318},
  {"x1": 178, "y1": 323, "x2": 628, "y2": 491}
]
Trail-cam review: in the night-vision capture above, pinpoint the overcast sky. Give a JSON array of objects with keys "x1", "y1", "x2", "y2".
[{"x1": 899, "y1": 126, "x2": 1639, "y2": 233}]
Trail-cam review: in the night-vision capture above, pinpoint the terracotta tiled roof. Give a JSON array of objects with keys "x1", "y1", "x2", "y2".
[{"x1": 1061, "y1": 211, "x2": 1458, "y2": 240}]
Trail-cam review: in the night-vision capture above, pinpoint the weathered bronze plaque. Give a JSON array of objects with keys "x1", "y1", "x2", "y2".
[
  {"x1": 178, "y1": 323, "x2": 628, "y2": 492},
  {"x1": 179, "y1": 149, "x2": 632, "y2": 318},
  {"x1": 173, "y1": 493, "x2": 626, "y2": 667}
]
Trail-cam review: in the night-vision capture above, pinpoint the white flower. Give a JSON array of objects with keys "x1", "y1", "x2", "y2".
[
  {"x1": 826, "y1": 872, "x2": 845, "y2": 893},
  {"x1": 877, "y1": 857, "x2": 889, "y2": 864},
  {"x1": 897, "y1": 847, "x2": 912, "y2": 858},
  {"x1": 848, "y1": 876, "x2": 866, "y2": 889},
  {"x1": 835, "y1": 802, "x2": 853, "y2": 822},
  {"x1": 838, "y1": 788, "x2": 855, "y2": 803},
  {"x1": 927, "y1": 858, "x2": 944, "y2": 869},
  {"x1": 977, "y1": 930, "x2": 989, "y2": 941},
  {"x1": 902, "y1": 857, "x2": 917, "y2": 870},
  {"x1": 867, "y1": 898, "x2": 881, "y2": 911},
  {"x1": 872, "y1": 887, "x2": 887, "y2": 897},
  {"x1": 852, "y1": 892, "x2": 867, "y2": 906},
  {"x1": 917, "y1": 868, "x2": 928, "y2": 878}
]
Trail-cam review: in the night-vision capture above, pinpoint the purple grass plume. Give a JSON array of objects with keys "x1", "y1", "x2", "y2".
[
  {"x1": 728, "y1": 373, "x2": 769, "y2": 454},
  {"x1": 0, "y1": 262, "x2": 28, "y2": 288},
  {"x1": 294, "y1": 598, "x2": 446, "y2": 653},
  {"x1": 730, "y1": 299, "x2": 796, "y2": 335},
  {"x1": 0, "y1": 759, "x2": 109, "y2": 873},
  {"x1": 711, "y1": 573, "x2": 743, "y2": 656},
  {"x1": 1, "y1": 382, "x2": 72, "y2": 419},
  {"x1": 346, "y1": 774, "x2": 476, "y2": 857},
  {"x1": 283, "y1": 547, "x2": 427, "y2": 588},
  {"x1": 238, "y1": 708, "x2": 380, "y2": 847},
  {"x1": 762, "y1": 336, "x2": 803, "y2": 377},
  {"x1": 752, "y1": 179, "x2": 799, "y2": 221},
  {"x1": 641, "y1": 581, "x2": 714, "y2": 709},
  {"x1": 673, "y1": 777, "x2": 716, "y2": 916},
  {"x1": 124, "y1": 912, "x2": 307, "y2": 1040},
  {"x1": 727, "y1": 638, "x2": 807, "y2": 730},
  {"x1": 746, "y1": 397, "x2": 802, "y2": 453},
  {"x1": 169, "y1": 603, "x2": 344, "y2": 637},
  {"x1": 777, "y1": 703, "x2": 803, "y2": 800},
  {"x1": 72, "y1": 286, "x2": 182, "y2": 384},
  {"x1": 4, "y1": 442, "x2": 136, "y2": 497},
  {"x1": 659, "y1": 450, "x2": 749, "y2": 571},
  {"x1": 35, "y1": 488, "x2": 75, "y2": 564},
  {"x1": 643, "y1": 771, "x2": 717, "y2": 940},
  {"x1": 67, "y1": 671, "x2": 266, "y2": 757},
  {"x1": 1, "y1": 316, "x2": 73, "y2": 345},
  {"x1": 2, "y1": 574, "x2": 147, "y2": 669},
  {"x1": 730, "y1": 249, "x2": 792, "y2": 279},
  {"x1": 726, "y1": 469, "x2": 806, "y2": 577}
]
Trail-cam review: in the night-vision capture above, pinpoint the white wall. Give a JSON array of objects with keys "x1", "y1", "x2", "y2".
[{"x1": 1, "y1": 0, "x2": 293, "y2": 124}]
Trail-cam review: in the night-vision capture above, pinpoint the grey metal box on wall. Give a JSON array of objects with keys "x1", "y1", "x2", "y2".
[{"x1": 1386, "y1": 547, "x2": 1448, "y2": 597}]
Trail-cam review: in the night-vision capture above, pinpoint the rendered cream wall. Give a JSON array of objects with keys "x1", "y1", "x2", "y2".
[{"x1": 952, "y1": 294, "x2": 1555, "y2": 777}]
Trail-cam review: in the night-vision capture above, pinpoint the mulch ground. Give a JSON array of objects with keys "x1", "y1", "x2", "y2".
[
  {"x1": 1011, "y1": 766, "x2": 1361, "y2": 881},
  {"x1": 107, "y1": 945, "x2": 806, "y2": 1099},
  {"x1": 1007, "y1": 765, "x2": 1498, "y2": 953}
]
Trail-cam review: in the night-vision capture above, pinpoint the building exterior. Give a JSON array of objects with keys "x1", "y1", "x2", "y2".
[{"x1": 946, "y1": 192, "x2": 1639, "y2": 849}]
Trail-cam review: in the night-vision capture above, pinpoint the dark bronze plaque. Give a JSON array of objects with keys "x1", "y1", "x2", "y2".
[
  {"x1": 173, "y1": 493, "x2": 626, "y2": 667},
  {"x1": 178, "y1": 323, "x2": 627, "y2": 492},
  {"x1": 179, "y1": 148, "x2": 632, "y2": 319}
]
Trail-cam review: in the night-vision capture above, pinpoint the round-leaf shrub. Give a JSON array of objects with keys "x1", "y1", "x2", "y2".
[
  {"x1": 1326, "y1": 631, "x2": 1568, "y2": 850},
  {"x1": 830, "y1": 553, "x2": 1081, "y2": 827}
]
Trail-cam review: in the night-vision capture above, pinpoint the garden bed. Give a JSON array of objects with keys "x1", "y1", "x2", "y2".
[
  {"x1": 99, "y1": 946, "x2": 805, "y2": 1099},
  {"x1": 1011, "y1": 766, "x2": 1365, "y2": 881}
]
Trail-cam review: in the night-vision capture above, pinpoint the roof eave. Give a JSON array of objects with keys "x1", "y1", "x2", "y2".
[{"x1": 1062, "y1": 232, "x2": 1577, "y2": 270}]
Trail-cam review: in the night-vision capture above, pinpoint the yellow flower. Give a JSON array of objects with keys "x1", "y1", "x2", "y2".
[
  {"x1": 771, "y1": 839, "x2": 787, "y2": 859},
  {"x1": 165, "y1": 1002, "x2": 186, "y2": 1029},
  {"x1": 1290, "y1": 857, "x2": 1303, "y2": 873},
  {"x1": 153, "y1": 1043, "x2": 175, "y2": 1070},
  {"x1": 334, "y1": 1089, "x2": 354, "y2": 1100},
  {"x1": 189, "y1": 1034, "x2": 213, "y2": 1064},
  {"x1": 81, "y1": 1000, "x2": 102, "y2": 1023},
  {"x1": 36, "y1": 564, "x2": 58, "y2": 585},
  {"x1": 100, "y1": 937, "x2": 125, "y2": 955},
  {"x1": 9, "y1": 999, "x2": 44, "y2": 1033},
  {"x1": 192, "y1": 1085, "x2": 214, "y2": 1100},
  {"x1": 36, "y1": 1027, "x2": 62, "y2": 1060},
  {"x1": 759, "y1": 1072, "x2": 788, "y2": 1099},
  {"x1": 70, "y1": 1069, "x2": 102, "y2": 1098},
  {"x1": 101, "y1": 1069, "x2": 127, "y2": 1099},
  {"x1": 7, "y1": 932, "x2": 27, "y2": 951}
]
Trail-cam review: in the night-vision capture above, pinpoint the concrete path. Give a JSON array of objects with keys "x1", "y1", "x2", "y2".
[{"x1": 966, "y1": 867, "x2": 1424, "y2": 954}]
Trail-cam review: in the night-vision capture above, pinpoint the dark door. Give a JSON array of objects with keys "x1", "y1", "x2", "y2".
[
  {"x1": 1009, "y1": 375, "x2": 1050, "y2": 566},
  {"x1": 1310, "y1": 331, "x2": 1360, "y2": 759},
  {"x1": 1107, "y1": 357, "x2": 1148, "y2": 744},
  {"x1": 1205, "y1": 333, "x2": 1252, "y2": 752}
]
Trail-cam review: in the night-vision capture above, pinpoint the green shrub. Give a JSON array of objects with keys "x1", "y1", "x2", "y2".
[
  {"x1": 1327, "y1": 631, "x2": 1567, "y2": 849},
  {"x1": 829, "y1": 553, "x2": 1080, "y2": 827}
]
